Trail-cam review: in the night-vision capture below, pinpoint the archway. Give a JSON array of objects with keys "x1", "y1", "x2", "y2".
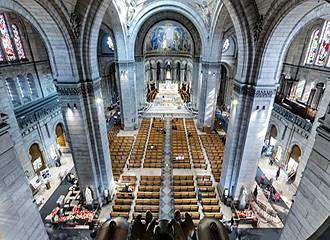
[
  {"x1": 56, "y1": 123, "x2": 66, "y2": 147},
  {"x1": 29, "y1": 143, "x2": 46, "y2": 175},
  {"x1": 287, "y1": 144, "x2": 302, "y2": 173},
  {"x1": 269, "y1": 125, "x2": 278, "y2": 146},
  {"x1": 142, "y1": 20, "x2": 195, "y2": 113}
]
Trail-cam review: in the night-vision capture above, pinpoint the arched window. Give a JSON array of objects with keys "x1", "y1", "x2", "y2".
[
  {"x1": 223, "y1": 38, "x2": 230, "y2": 52},
  {"x1": 305, "y1": 29, "x2": 320, "y2": 65},
  {"x1": 305, "y1": 21, "x2": 330, "y2": 67},
  {"x1": 17, "y1": 75, "x2": 32, "y2": 103},
  {"x1": 176, "y1": 62, "x2": 181, "y2": 81},
  {"x1": 5, "y1": 77, "x2": 21, "y2": 107},
  {"x1": 0, "y1": 14, "x2": 16, "y2": 61},
  {"x1": 156, "y1": 62, "x2": 161, "y2": 81},
  {"x1": 27, "y1": 73, "x2": 38, "y2": 99},
  {"x1": 11, "y1": 24, "x2": 26, "y2": 60},
  {"x1": 0, "y1": 13, "x2": 26, "y2": 63}
]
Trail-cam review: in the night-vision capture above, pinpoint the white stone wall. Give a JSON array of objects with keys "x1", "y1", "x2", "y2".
[{"x1": 0, "y1": 116, "x2": 48, "y2": 240}]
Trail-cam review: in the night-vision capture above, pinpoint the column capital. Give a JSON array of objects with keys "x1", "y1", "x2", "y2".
[
  {"x1": 54, "y1": 79, "x2": 102, "y2": 97},
  {"x1": 233, "y1": 81, "x2": 277, "y2": 98}
]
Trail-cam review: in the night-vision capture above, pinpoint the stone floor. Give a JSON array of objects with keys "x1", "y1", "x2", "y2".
[
  {"x1": 34, "y1": 153, "x2": 74, "y2": 210},
  {"x1": 258, "y1": 156, "x2": 297, "y2": 208}
]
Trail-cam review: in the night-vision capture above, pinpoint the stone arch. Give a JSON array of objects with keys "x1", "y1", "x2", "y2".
[
  {"x1": 210, "y1": 0, "x2": 256, "y2": 81},
  {"x1": 255, "y1": 1, "x2": 330, "y2": 86},
  {"x1": 82, "y1": 0, "x2": 126, "y2": 80},
  {"x1": 55, "y1": 122, "x2": 66, "y2": 147},
  {"x1": 130, "y1": 4, "x2": 206, "y2": 60},
  {"x1": 29, "y1": 142, "x2": 46, "y2": 175},
  {"x1": 0, "y1": 0, "x2": 78, "y2": 82}
]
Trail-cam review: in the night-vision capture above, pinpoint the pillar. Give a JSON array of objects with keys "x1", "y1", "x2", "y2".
[
  {"x1": 295, "y1": 79, "x2": 330, "y2": 186},
  {"x1": 197, "y1": 62, "x2": 221, "y2": 130},
  {"x1": 219, "y1": 82, "x2": 276, "y2": 199},
  {"x1": 280, "y1": 104, "x2": 330, "y2": 240},
  {"x1": 0, "y1": 113, "x2": 48, "y2": 240},
  {"x1": 191, "y1": 58, "x2": 200, "y2": 110},
  {"x1": 117, "y1": 62, "x2": 138, "y2": 130},
  {"x1": 135, "y1": 57, "x2": 145, "y2": 110},
  {"x1": 56, "y1": 80, "x2": 113, "y2": 201}
]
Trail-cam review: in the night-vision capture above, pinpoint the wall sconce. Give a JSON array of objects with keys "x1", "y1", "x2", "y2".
[{"x1": 232, "y1": 99, "x2": 238, "y2": 105}]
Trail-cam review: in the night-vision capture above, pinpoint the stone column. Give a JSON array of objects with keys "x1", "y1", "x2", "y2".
[
  {"x1": 219, "y1": 82, "x2": 276, "y2": 199},
  {"x1": 197, "y1": 62, "x2": 221, "y2": 130},
  {"x1": 56, "y1": 80, "x2": 113, "y2": 201},
  {"x1": 0, "y1": 113, "x2": 48, "y2": 240},
  {"x1": 117, "y1": 62, "x2": 138, "y2": 130},
  {"x1": 280, "y1": 104, "x2": 330, "y2": 240},
  {"x1": 135, "y1": 57, "x2": 145, "y2": 110},
  {"x1": 295, "y1": 79, "x2": 330, "y2": 186},
  {"x1": 191, "y1": 58, "x2": 200, "y2": 110}
]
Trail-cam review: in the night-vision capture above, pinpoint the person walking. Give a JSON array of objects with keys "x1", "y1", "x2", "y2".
[{"x1": 276, "y1": 167, "x2": 281, "y2": 180}]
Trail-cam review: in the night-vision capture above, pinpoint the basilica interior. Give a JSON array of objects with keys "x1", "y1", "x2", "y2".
[{"x1": 0, "y1": 0, "x2": 330, "y2": 240}]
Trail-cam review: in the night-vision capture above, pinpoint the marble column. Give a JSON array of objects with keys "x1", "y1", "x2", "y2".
[
  {"x1": 0, "y1": 113, "x2": 48, "y2": 240},
  {"x1": 117, "y1": 62, "x2": 138, "y2": 130},
  {"x1": 197, "y1": 62, "x2": 221, "y2": 130},
  {"x1": 135, "y1": 57, "x2": 145, "y2": 110},
  {"x1": 56, "y1": 80, "x2": 113, "y2": 201},
  {"x1": 280, "y1": 104, "x2": 330, "y2": 240},
  {"x1": 191, "y1": 58, "x2": 200, "y2": 110},
  {"x1": 219, "y1": 82, "x2": 276, "y2": 199}
]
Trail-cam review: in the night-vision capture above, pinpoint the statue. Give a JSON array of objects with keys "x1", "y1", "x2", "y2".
[
  {"x1": 85, "y1": 186, "x2": 93, "y2": 205},
  {"x1": 192, "y1": 0, "x2": 215, "y2": 31},
  {"x1": 239, "y1": 186, "x2": 248, "y2": 210}
]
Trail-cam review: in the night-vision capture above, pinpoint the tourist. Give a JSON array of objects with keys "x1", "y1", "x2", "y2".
[
  {"x1": 276, "y1": 166, "x2": 281, "y2": 180},
  {"x1": 253, "y1": 185, "x2": 258, "y2": 199}
]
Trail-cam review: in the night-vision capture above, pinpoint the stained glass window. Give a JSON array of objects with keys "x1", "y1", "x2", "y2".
[
  {"x1": 223, "y1": 39, "x2": 230, "y2": 52},
  {"x1": 0, "y1": 14, "x2": 16, "y2": 61},
  {"x1": 12, "y1": 24, "x2": 26, "y2": 60},
  {"x1": 305, "y1": 30, "x2": 320, "y2": 65},
  {"x1": 315, "y1": 21, "x2": 330, "y2": 66},
  {"x1": 107, "y1": 36, "x2": 114, "y2": 50}
]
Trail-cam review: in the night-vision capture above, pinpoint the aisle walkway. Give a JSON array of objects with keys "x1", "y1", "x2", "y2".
[{"x1": 159, "y1": 118, "x2": 174, "y2": 220}]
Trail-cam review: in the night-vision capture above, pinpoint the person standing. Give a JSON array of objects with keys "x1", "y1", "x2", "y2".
[
  {"x1": 253, "y1": 185, "x2": 258, "y2": 199},
  {"x1": 276, "y1": 167, "x2": 281, "y2": 180}
]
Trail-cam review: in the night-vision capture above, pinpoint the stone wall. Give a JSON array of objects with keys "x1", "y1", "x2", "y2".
[
  {"x1": 280, "y1": 112, "x2": 330, "y2": 240},
  {"x1": 0, "y1": 113, "x2": 48, "y2": 240}
]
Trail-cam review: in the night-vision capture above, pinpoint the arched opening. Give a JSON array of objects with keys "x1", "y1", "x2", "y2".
[
  {"x1": 143, "y1": 20, "x2": 194, "y2": 109},
  {"x1": 29, "y1": 143, "x2": 46, "y2": 175},
  {"x1": 56, "y1": 123, "x2": 66, "y2": 147},
  {"x1": 269, "y1": 125, "x2": 278, "y2": 146},
  {"x1": 287, "y1": 144, "x2": 302, "y2": 174},
  {"x1": 275, "y1": 145, "x2": 283, "y2": 163}
]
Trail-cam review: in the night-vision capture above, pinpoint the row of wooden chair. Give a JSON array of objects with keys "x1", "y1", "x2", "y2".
[
  {"x1": 172, "y1": 120, "x2": 191, "y2": 169},
  {"x1": 185, "y1": 119, "x2": 207, "y2": 169},
  {"x1": 144, "y1": 118, "x2": 164, "y2": 168},
  {"x1": 173, "y1": 175, "x2": 200, "y2": 221},
  {"x1": 134, "y1": 175, "x2": 161, "y2": 221},
  {"x1": 200, "y1": 134, "x2": 224, "y2": 182},
  {"x1": 111, "y1": 177, "x2": 137, "y2": 219},
  {"x1": 109, "y1": 133, "x2": 134, "y2": 181},
  {"x1": 129, "y1": 119, "x2": 151, "y2": 168}
]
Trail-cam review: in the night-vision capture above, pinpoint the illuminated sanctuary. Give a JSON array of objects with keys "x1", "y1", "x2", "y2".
[{"x1": 0, "y1": 1, "x2": 330, "y2": 240}]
